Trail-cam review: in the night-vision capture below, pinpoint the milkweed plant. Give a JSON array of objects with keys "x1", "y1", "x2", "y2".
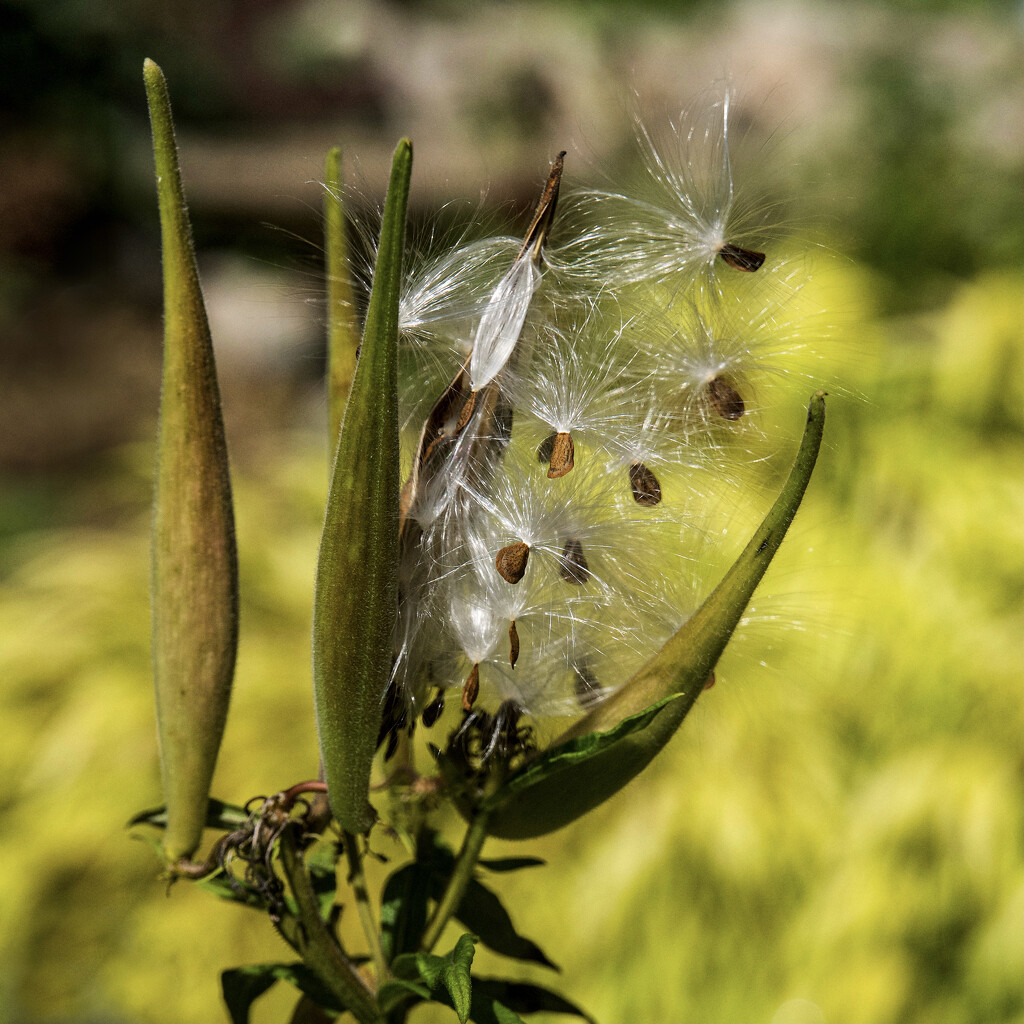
[{"x1": 134, "y1": 58, "x2": 830, "y2": 1024}]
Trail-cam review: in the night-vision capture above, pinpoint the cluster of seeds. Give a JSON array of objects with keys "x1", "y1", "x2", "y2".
[{"x1": 355, "y1": 89, "x2": 816, "y2": 759}]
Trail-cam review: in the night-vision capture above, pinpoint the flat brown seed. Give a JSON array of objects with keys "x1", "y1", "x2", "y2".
[
  {"x1": 559, "y1": 538, "x2": 590, "y2": 585},
  {"x1": 629, "y1": 461, "x2": 662, "y2": 506},
  {"x1": 703, "y1": 671, "x2": 716, "y2": 691},
  {"x1": 422, "y1": 688, "x2": 445, "y2": 727},
  {"x1": 718, "y1": 243, "x2": 766, "y2": 272},
  {"x1": 461, "y1": 663, "x2": 480, "y2": 711},
  {"x1": 508, "y1": 620, "x2": 520, "y2": 668},
  {"x1": 495, "y1": 541, "x2": 530, "y2": 584},
  {"x1": 573, "y1": 664, "x2": 602, "y2": 709},
  {"x1": 547, "y1": 431, "x2": 575, "y2": 478},
  {"x1": 707, "y1": 376, "x2": 745, "y2": 420},
  {"x1": 537, "y1": 432, "x2": 556, "y2": 464}
]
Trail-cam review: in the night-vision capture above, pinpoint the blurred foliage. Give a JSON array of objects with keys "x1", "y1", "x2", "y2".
[{"x1": 1, "y1": 259, "x2": 1021, "y2": 1023}]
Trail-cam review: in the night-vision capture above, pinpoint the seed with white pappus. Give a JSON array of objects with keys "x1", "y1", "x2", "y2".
[
  {"x1": 495, "y1": 541, "x2": 530, "y2": 584},
  {"x1": 629, "y1": 461, "x2": 662, "y2": 506},
  {"x1": 508, "y1": 620, "x2": 520, "y2": 668},
  {"x1": 422, "y1": 688, "x2": 445, "y2": 727},
  {"x1": 546, "y1": 431, "x2": 575, "y2": 479},
  {"x1": 462, "y1": 663, "x2": 480, "y2": 711},
  {"x1": 537, "y1": 432, "x2": 556, "y2": 464},
  {"x1": 706, "y1": 376, "x2": 745, "y2": 420},
  {"x1": 573, "y1": 663, "x2": 602, "y2": 709},
  {"x1": 559, "y1": 538, "x2": 590, "y2": 585},
  {"x1": 717, "y1": 242, "x2": 766, "y2": 272}
]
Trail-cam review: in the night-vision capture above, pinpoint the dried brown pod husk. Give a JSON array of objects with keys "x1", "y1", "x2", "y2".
[
  {"x1": 706, "y1": 376, "x2": 745, "y2": 420},
  {"x1": 629, "y1": 461, "x2": 662, "y2": 506},
  {"x1": 495, "y1": 541, "x2": 530, "y2": 584},
  {"x1": 508, "y1": 620, "x2": 520, "y2": 668},
  {"x1": 421, "y1": 687, "x2": 445, "y2": 727},
  {"x1": 462, "y1": 663, "x2": 480, "y2": 711},
  {"x1": 546, "y1": 431, "x2": 575, "y2": 479},
  {"x1": 559, "y1": 538, "x2": 590, "y2": 585},
  {"x1": 718, "y1": 243, "x2": 765, "y2": 272}
]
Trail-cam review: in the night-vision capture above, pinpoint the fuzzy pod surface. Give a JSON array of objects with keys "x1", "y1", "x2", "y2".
[
  {"x1": 145, "y1": 59, "x2": 239, "y2": 863},
  {"x1": 313, "y1": 139, "x2": 411, "y2": 834}
]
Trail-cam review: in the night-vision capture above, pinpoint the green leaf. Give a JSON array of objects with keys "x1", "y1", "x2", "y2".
[
  {"x1": 376, "y1": 978, "x2": 430, "y2": 1014},
  {"x1": 380, "y1": 860, "x2": 435, "y2": 962},
  {"x1": 470, "y1": 979, "x2": 595, "y2": 1024},
  {"x1": 312, "y1": 139, "x2": 412, "y2": 835},
  {"x1": 478, "y1": 857, "x2": 545, "y2": 873},
  {"x1": 144, "y1": 58, "x2": 239, "y2": 864},
  {"x1": 221, "y1": 963, "x2": 345, "y2": 1024},
  {"x1": 324, "y1": 145, "x2": 360, "y2": 453},
  {"x1": 127, "y1": 797, "x2": 249, "y2": 832},
  {"x1": 446, "y1": 878, "x2": 557, "y2": 970},
  {"x1": 476, "y1": 393, "x2": 827, "y2": 840},
  {"x1": 392, "y1": 933, "x2": 477, "y2": 1024}
]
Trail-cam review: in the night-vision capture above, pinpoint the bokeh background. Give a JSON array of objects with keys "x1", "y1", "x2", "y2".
[{"x1": 1, "y1": 1, "x2": 1022, "y2": 1022}]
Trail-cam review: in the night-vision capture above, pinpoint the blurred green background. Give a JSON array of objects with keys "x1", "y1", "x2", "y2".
[{"x1": 1, "y1": 0, "x2": 1021, "y2": 1021}]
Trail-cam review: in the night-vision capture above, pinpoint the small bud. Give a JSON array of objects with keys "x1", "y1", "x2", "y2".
[
  {"x1": 495, "y1": 541, "x2": 530, "y2": 584},
  {"x1": 559, "y1": 538, "x2": 590, "y2": 585},
  {"x1": 508, "y1": 619, "x2": 520, "y2": 668},
  {"x1": 629, "y1": 461, "x2": 662, "y2": 506},
  {"x1": 706, "y1": 376, "x2": 745, "y2": 420},
  {"x1": 718, "y1": 243, "x2": 765, "y2": 272},
  {"x1": 462, "y1": 663, "x2": 481, "y2": 711},
  {"x1": 546, "y1": 431, "x2": 575, "y2": 479}
]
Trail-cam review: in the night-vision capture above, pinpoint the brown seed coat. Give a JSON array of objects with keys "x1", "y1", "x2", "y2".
[
  {"x1": 462, "y1": 663, "x2": 480, "y2": 711},
  {"x1": 495, "y1": 541, "x2": 530, "y2": 584},
  {"x1": 707, "y1": 376, "x2": 745, "y2": 420},
  {"x1": 559, "y1": 538, "x2": 590, "y2": 585},
  {"x1": 547, "y1": 431, "x2": 575, "y2": 478},
  {"x1": 629, "y1": 461, "x2": 662, "y2": 506}
]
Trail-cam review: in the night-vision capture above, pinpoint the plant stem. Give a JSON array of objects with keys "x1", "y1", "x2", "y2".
[
  {"x1": 420, "y1": 810, "x2": 490, "y2": 953},
  {"x1": 278, "y1": 826, "x2": 384, "y2": 1024},
  {"x1": 344, "y1": 830, "x2": 391, "y2": 984}
]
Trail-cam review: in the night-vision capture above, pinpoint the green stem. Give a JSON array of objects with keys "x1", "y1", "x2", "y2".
[
  {"x1": 278, "y1": 827, "x2": 384, "y2": 1024},
  {"x1": 420, "y1": 810, "x2": 490, "y2": 953},
  {"x1": 344, "y1": 830, "x2": 391, "y2": 983}
]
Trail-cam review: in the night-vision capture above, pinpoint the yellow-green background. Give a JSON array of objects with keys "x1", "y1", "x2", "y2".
[{"x1": 1, "y1": 1, "x2": 1021, "y2": 1022}]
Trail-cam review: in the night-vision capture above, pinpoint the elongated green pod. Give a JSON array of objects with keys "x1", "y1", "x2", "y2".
[
  {"x1": 145, "y1": 59, "x2": 239, "y2": 863},
  {"x1": 313, "y1": 140, "x2": 411, "y2": 834},
  {"x1": 324, "y1": 146, "x2": 360, "y2": 452},
  {"x1": 477, "y1": 393, "x2": 827, "y2": 839}
]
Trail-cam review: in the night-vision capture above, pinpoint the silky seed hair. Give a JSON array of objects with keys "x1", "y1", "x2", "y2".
[{"x1": 366, "y1": 86, "x2": 828, "y2": 730}]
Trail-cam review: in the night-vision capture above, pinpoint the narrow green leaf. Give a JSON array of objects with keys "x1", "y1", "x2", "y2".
[
  {"x1": 222, "y1": 965, "x2": 280, "y2": 1024},
  {"x1": 144, "y1": 58, "x2": 239, "y2": 863},
  {"x1": 324, "y1": 145, "x2": 360, "y2": 453},
  {"x1": 470, "y1": 979, "x2": 595, "y2": 1024},
  {"x1": 313, "y1": 139, "x2": 412, "y2": 834},
  {"x1": 127, "y1": 797, "x2": 249, "y2": 832},
  {"x1": 441, "y1": 933, "x2": 476, "y2": 1024},
  {"x1": 392, "y1": 934, "x2": 477, "y2": 1024},
  {"x1": 477, "y1": 393, "x2": 826, "y2": 840},
  {"x1": 377, "y1": 978, "x2": 430, "y2": 1014},
  {"x1": 478, "y1": 857, "x2": 545, "y2": 873},
  {"x1": 437, "y1": 875, "x2": 557, "y2": 970},
  {"x1": 380, "y1": 861, "x2": 435, "y2": 962},
  {"x1": 221, "y1": 963, "x2": 344, "y2": 1024}
]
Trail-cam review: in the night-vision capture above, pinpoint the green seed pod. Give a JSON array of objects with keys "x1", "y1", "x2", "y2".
[
  {"x1": 473, "y1": 393, "x2": 827, "y2": 840},
  {"x1": 144, "y1": 60, "x2": 239, "y2": 864},
  {"x1": 313, "y1": 139, "x2": 411, "y2": 835}
]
